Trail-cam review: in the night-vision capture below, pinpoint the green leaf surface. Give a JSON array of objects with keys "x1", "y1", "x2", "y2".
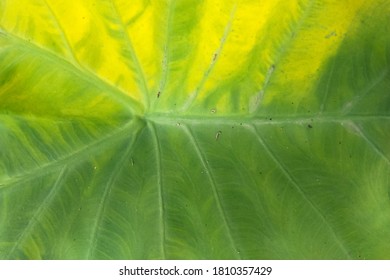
[{"x1": 1, "y1": 0, "x2": 390, "y2": 259}]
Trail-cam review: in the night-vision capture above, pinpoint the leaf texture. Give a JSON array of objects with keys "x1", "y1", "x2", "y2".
[{"x1": 0, "y1": 0, "x2": 390, "y2": 259}]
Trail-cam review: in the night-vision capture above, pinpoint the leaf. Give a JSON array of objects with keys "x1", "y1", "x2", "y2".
[{"x1": 1, "y1": 0, "x2": 390, "y2": 259}]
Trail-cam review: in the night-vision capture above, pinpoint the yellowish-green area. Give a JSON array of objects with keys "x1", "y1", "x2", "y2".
[
  {"x1": 0, "y1": 0, "x2": 380, "y2": 116},
  {"x1": 0, "y1": 0, "x2": 390, "y2": 260}
]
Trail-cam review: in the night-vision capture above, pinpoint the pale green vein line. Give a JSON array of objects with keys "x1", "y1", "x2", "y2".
[
  {"x1": 350, "y1": 121, "x2": 390, "y2": 166},
  {"x1": 225, "y1": 151, "x2": 272, "y2": 242},
  {"x1": 180, "y1": 4, "x2": 237, "y2": 112},
  {"x1": 320, "y1": 56, "x2": 337, "y2": 113},
  {"x1": 250, "y1": 125, "x2": 352, "y2": 259},
  {"x1": 160, "y1": 1, "x2": 176, "y2": 92},
  {"x1": 253, "y1": 0, "x2": 316, "y2": 113},
  {"x1": 0, "y1": 113, "x2": 83, "y2": 124},
  {"x1": 251, "y1": 64, "x2": 275, "y2": 113},
  {"x1": 0, "y1": 50, "x2": 27, "y2": 74},
  {"x1": 182, "y1": 125, "x2": 240, "y2": 259},
  {"x1": 110, "y1": 0, "x2": 150, "y2": 108},
  {"x1": 159, "y1": 0, "x2": 176, "y2": 93},
  {"x1": 87, "y1": 126, "x2": 142, "y2": 259},
  {"x1": 146, "y1": 113, "x2": 390, "y2": 126},
  {"x1": 125, "y1": 0, "x2": 150, "y2": 27},
  {"x1": 6, "y1": 166, "x2": 67, "y2": 259},
  {"x1": 42, "y1": 0, "x2": 79, "y2": 64},
  {"x1": 149, "y1": 123, "x2": 166, "y2": 259},
  {"x1": 342, "y1": 69, "x2": 389, "y2": 114},
  {"x1": 152, "y1": 0, "x2": 176, "y2": 110},
  {"x1": 0, "y1": 120, "x2": 141, "y2": 191},
  {"x1": 0, "y1": 31, "x2": 143, "y2": 114}
]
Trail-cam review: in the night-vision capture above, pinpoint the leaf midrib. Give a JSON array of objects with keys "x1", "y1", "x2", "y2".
[
  {"x1": 145, "y1": 113, "x2": 390, "y2": 125},
  {"x1": 3, "y1": 26, "x2": 387, "y2": 125}
]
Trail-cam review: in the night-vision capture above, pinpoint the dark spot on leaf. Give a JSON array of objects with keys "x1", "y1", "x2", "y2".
[
  {"x1": 325, "y1": 31, "x2": 337, "y2": 39},
  {"x1": 307, "y1": 124, "x2": 312, "y2": 128}
]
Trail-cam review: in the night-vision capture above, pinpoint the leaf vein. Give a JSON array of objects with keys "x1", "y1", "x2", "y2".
[
  {"x1": 109, "y1": 0, "x2": 150, "y2": 108},
  {"x1": 152, "y1": 0, "x2": 176, "y2": 111},
  {"x1": 0, "y1": 31, "x2": 142, "y2": 114},
  {"x1": 6, "y1": 166, "x2": 67, "y2": 258},
  {"x1": 253, "y1": 0, "x2": 316, "y2": 113},
  {"x1": 42, "y1": 0, "x2": 79, "y2": 64},
  {"x1": 349, "y1": 121, "x2": 390, "y2": 166},
  {"x1": 320, "y1": 57, "x2": 337, "y2": 113},
  {"x1": 182, "y1": 125, "x2": 240, "y2": 259},
  {"x1": 181, "y1": 4, "x2": 237, "y2": 111},
  {"x1": 86, "y1": 127, "x2": 142, "y2": 259},
  {"x1": 342, "y1": 68, "x2": 389, "y2": 114},
  {"x1": 0, "y1": 121, "x2": 137, "y2": 191},
  {"x1": 147, "y1": 113, "x2": 390, "y2": 126},
  {"x1": 250, "y1": 125, "x2": 352, "y2": 259},
  {"x1": 149, "y1": 123, "x2": 166, "y2": 259}
]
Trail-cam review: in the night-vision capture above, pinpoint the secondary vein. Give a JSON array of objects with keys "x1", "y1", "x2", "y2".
[
  {"x1": 182, "y1": 124, "x2": 240, "y2": 259},
  {"x1": 250, "y1": 125, "x2": 352, "y2": 259},
  {"x1": 149, "y1": 122, "x2": 167, "y2": 259}
]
